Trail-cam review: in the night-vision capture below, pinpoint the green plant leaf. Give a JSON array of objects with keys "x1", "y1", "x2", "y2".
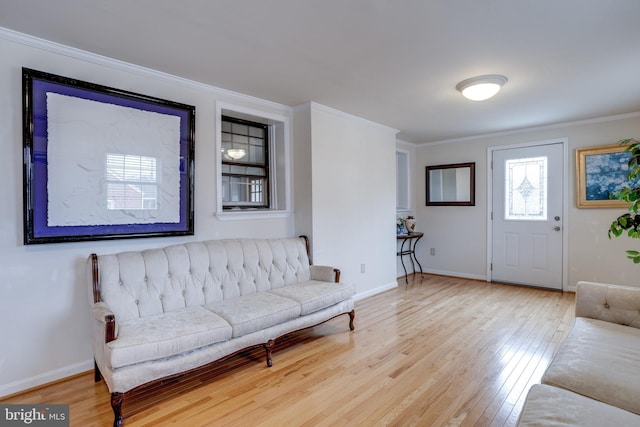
[{"x1": 608, "y1": 138, "x2": 640, "y2": 264}]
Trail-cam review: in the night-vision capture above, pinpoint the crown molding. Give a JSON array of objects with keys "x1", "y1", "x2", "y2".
[
  {"x1": 295, "y1": 101, "x2": 398, "y2": 135},
  {"x1": 0, "y1": 26, "x2": 291, "y2": 114},
  {"x1": 421, "y1": 111, "x2": 640, "y2": 146},
  {"x1": 396, "y1": 138, "x2": 418, "y2": 149}
]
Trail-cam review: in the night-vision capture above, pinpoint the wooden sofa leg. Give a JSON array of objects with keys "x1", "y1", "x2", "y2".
[
  {"x1": 94, "y1": 360, "x2": 102, "y2": 382},
  {"x1": 349, "y1": 310, "x2": 356, "y2": 331},
  {"x1": 111, "y1": 393, "x2": 123, "y2": 427},
  {"x1": 264, "y1": 339, "x2": 275, "y2": 367}
]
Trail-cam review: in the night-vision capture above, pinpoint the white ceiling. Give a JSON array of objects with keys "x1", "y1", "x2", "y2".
[{"x1": 2, "y1": 0, "x2": 640, "y2": 143}]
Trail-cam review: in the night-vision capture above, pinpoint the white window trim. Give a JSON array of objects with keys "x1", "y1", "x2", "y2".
[
  {"x1": 215, "y1": 101, "x2": 292, "y2": 220},
  {"x1": 396, "y1": 148, "x2": 411, "y2": 214}
]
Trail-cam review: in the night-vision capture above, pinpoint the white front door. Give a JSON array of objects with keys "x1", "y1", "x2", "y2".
[{"x1": 491, "y1": 142, "x2": 564, "y2": 289}]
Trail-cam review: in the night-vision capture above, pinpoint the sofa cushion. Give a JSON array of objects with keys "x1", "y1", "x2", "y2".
[
  {"x1": 517, "y1": 384, "x2": 640, "y2": 426},
  {"x1": 542, "y1": 317, "x2": 640, "y2": 415},
  {"x1": 269, "y1": 281, "x2": 355, "y2": 315},
  {"x1": 205, "y1": 292, "x2": 301, "y2": 338},
  {"x1": 106, "y1": 306, "x2": 232, "y2": 369}
]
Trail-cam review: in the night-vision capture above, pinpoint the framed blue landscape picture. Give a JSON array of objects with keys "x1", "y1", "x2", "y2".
[{"x1": 576, "y1": 144, "x2": 634, "y2": 208}]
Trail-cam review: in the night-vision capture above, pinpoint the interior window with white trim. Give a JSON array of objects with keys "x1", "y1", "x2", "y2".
[
  {"x1": 221, "y1": 116, "x2": 269, "y2": 209},
  {"x1": 217, "y1": 106, "x2": 290, "y2": 216}
]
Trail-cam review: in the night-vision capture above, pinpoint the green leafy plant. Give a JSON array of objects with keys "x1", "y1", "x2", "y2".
[{"x1": 608, "y1": 138, "x2": 640, "y2": 263}]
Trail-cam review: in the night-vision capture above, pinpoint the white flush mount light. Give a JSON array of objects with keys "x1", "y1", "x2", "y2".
[{"x1": 456, "y1": 75, "x2": 508, "y2": 101}]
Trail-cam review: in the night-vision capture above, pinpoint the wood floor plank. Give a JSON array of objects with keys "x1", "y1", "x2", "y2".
[{"x1": 0, "y1": 274, "x2": 575, "y2": 426}]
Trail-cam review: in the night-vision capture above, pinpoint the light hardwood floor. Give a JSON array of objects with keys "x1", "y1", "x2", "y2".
[{"x1": 2, "y1": 274, "x2": 576, "y2": 426}]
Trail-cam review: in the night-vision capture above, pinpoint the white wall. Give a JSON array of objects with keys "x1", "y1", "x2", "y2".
[
  {"x1": 292, "y1": 104, "x2": 313, "y2": 239},
  {"x1": 416, "y1": 115, "x2": 640, "y2": 288},
  {"x1": 0, "y1": 31, "x2": 296, "y2": 396},
  {"x1": 297, "y1": 103, "x2": 399, "y2": 298}
]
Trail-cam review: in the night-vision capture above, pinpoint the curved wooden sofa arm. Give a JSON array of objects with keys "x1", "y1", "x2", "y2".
[
  {"x1": 91, "y1": 302, "x2": 117, "y2": 385},
  {"x1": 90, "y1": 253, "x2": 117, "y2": 343},
  {"x1": 92, "y1": 302, "x2": 117, "y2": 343},
  {"x1": 300, "y1": 235, "x2": 341, "y2": 282},
  {"x1": 309, "y1": 265, "x2": 341, "y2": 283}
]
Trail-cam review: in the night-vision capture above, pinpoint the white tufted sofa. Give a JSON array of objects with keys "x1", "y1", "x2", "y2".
[
  {"x1": 88, "y1": 236, "x2": 355, "y2": 426},
  {"x1": 517, "y1": 281, "x2": 640, "y2": 426}
]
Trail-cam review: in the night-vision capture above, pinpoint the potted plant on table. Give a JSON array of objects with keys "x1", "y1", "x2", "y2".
[
  {"x1": 608, "y1": 138, "x2": 640, "y2": 263},
  {"x1": 397, "y1": 217, "x2": 406, "y2": 235}
]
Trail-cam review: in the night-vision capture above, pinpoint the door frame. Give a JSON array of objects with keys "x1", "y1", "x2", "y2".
[{"x1": 486, "y1": 138, "x2": 569, "y2": 291}]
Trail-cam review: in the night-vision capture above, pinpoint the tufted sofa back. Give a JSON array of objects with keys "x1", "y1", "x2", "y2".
[
  {"x1": 90, "y1": 237, "x2": 312, "y2": 322},
  {"x1": 575, "y1": 281, "x2": 640, "y2": 328}
]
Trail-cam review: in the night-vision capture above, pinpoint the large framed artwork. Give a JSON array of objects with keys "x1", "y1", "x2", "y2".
[
  {"x1": 22, "y1": 68, "x2": 195, "y2": 244},
  {"x1": 575, "y1": 144, "x2": 633, "y2": 208}
]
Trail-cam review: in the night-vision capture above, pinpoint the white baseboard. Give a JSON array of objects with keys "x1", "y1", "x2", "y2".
[
  {"x1": 422, "y1": 269, "x2": 487, "y2": 281},
  {"x1": 0, "y1": 359, "x2": 94, "y2": 398},
  {"x1": 354, "y1": 281, "x2": 398, "y2": 301}
]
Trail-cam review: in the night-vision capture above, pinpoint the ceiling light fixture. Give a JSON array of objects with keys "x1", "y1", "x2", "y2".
[
  {"x1": 456, "y1": 75, "x2": 508, "y2": 101},
  {"x1": 225, "y1": 148, "x2": 247, "y2": 160}
]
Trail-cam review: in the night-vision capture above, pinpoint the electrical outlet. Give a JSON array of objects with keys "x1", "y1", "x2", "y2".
[
  {"x1": 430, "y1": 248, "x2": 436, "y2": 256},
  {"x1": 360, "y1": 264, "x2": 366, "y2": 273}
]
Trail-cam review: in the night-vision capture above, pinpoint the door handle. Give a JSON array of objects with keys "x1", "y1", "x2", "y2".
[{"x1": 553, "y1": 226, "x2": 561, "y2": 231}]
